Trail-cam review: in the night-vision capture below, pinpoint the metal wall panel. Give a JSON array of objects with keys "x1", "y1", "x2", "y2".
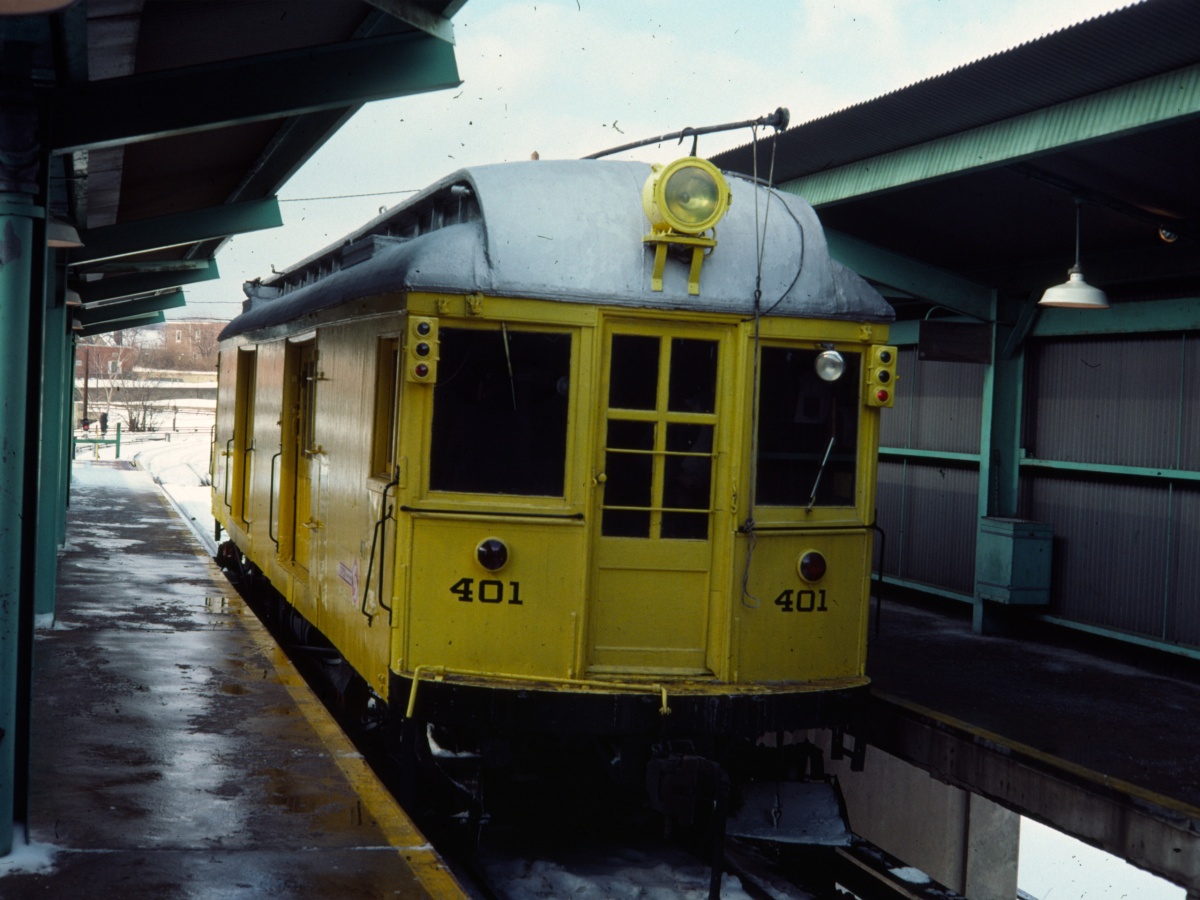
[
  {"x1": 879, "y1": 348, "x2": 983, "y2": 454},
  {"x1": 910, "y1": 359, "x2": 984, "y2": 454},
  {"x1": 876, "y1": 461, "x2": 905, "y2": 576},
  {"x1": 877, "y1": 460, "x2": 977, "y2": 595},
  {"x1": 1027, "y1": 475, "x2": 1173, "y2": 639},
  {"x1": 1028, "y1": 336, "x2": 1185, "y2": 468},
  {"x1": 1181, "y1": 337, "x2": 1200, "y2": 471},
  {"x1": 1166, "y1": 486, "x2": 1200, "y2": 648}
]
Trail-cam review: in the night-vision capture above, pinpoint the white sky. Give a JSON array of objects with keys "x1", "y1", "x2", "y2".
[{"x1": 177, "y1": 0, "x2": 1136, "y2": 321}]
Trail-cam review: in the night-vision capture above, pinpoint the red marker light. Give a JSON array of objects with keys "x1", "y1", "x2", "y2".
[
  {"x1": 876, "y1": 389, "x2": 889, "y2": 403},
  {"x1": 414, "y1": 363, "x2": 429, "y2": 378},
  {"x1": 799, "y1": 551, "x2": 827, "y2": 582}
]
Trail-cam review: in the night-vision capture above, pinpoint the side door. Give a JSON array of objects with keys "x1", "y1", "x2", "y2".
[
  {"x1": 588, "y1": 323, "x2": 725, "y2": 675},
  {"x1": 290, "y1": 341, "x2": 318, "y2": 572}
]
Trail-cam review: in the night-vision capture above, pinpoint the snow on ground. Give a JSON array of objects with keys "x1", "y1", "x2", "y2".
[
  {"x1": 0, "y1": 828, "x2": 58, "y2": 876},
  {"x1": 75, "y1": 403, "x2": 218, "y2": 555}
]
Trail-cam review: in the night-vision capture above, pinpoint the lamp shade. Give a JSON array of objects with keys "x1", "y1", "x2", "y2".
[
  {"x1": 47, "y1": 218, "x2": 83, "y2": 249},
  {"x1": 1038, "y1": 265, "x2": 1109, "y2": 309}
]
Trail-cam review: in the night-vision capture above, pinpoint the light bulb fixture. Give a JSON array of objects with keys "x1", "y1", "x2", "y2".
[{"x1": 1038, "y1": 199, "x2": 1108, "y2": 309}]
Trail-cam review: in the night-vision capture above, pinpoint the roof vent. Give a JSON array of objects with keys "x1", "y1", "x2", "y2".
[{"x1": 342, "y1": 235, "x2": 406, "y2": 270}]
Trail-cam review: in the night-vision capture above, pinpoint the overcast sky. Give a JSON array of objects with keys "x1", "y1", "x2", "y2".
[{"x1": 178, "y1": 0, "x2": 1135, "y2": 320}]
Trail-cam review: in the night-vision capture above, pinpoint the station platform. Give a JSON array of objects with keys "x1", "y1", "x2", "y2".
[
  {"x1": 4, "y1": 460, "x2": 465, "y2": 899},
  {"x1": 865, "y1": 593, "x2": 1200, "y2": 811}
]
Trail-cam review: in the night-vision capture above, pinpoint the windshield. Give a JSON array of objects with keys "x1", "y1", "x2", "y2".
[
  {"x1": 429, "y1": 326, "x2": 571, "y2": 496},
  {"x1": 755, "y1": 347, "x2": 860, "y2": 507}
]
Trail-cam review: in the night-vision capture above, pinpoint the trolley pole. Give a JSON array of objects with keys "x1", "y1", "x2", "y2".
[{"x1": 0, "y1": 88, "x2": 38, "y2": 858}]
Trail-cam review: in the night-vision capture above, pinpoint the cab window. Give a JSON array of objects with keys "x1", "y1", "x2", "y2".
[
  {"x1": 429, "y1": 327, "x2": 571, "y2": 496},
  {"x1": 755, "y1": 347, "x2": 860, "y2": 507}
]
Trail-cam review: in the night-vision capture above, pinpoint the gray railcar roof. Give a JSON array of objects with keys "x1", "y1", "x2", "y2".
[{"x1": 221, "y1": 159, "x2": 892, "y2": 340}]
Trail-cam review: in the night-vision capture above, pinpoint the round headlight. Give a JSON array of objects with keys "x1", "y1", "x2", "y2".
[
  {"x1": 476, "y1": 537, "x2": 509, "y2": 572},
  {"x1": 798, "y1": 550, "x2": 827, "y2": 583},
  {"x1": 815, "y1": 350, "x2": 845, "y2": 382},
  {"x1": 643, "y1": 158, "x2": 731, "y2": 235}
]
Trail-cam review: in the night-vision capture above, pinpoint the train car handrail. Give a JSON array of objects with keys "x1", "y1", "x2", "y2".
[
  {"x1": 223, "y1": 437, "x2": 234, "y2": 508},
  {"x1": 268, "y1": 450, "x2": 281, "y2": 547}
]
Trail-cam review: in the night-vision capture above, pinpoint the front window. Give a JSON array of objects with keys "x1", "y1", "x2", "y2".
[
  {"x1": 755, "y1": 347, "x2": 860, "y2": 507},
  {"x1": 429, "y1": 327, "x2": 571, "y2": 496}
]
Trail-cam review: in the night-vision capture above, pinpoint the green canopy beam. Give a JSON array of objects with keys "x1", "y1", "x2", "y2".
[
  {"x1": 52, "y1": 31, "x2": 462, "y2": 153},
  {"x1": 825, "y1": 229, "x2": 994, "y2": 320},
  {"x1": 786, "y1": 64, "x2": 1200, "y2": 207},
  {"x1": 76, "y1": 262, "x2": 218, "y2": 304},
  {"x1": 70, "y1": 198, "x2": 281, "y2": 266},
  {"x1": 77, "y1": 311, "x2": 166, "y2": 338},
  {"x1": 77, "y1": 290, "x2": 185, "y2": 328}
]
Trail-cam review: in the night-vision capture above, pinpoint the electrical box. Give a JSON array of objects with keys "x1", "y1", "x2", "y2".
[{"x1": 974, "y1": 517, "x2": 1053, "y2": 605}]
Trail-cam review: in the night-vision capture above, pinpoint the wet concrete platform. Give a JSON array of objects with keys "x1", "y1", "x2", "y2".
[
  {"x1": 4, "y1": 461, "x2": 465, "y2": 899},
  {"x1": 865, "y1": 595, "x2": 1200, "y2": 810}
]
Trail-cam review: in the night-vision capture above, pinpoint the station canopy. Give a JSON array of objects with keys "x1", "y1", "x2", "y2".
[
  {"x1": 4, "y1": 0, "x2": 464, "y2": 335},
  {"x1": 712, "y1": 0, "x2": 1200, "y2": 332}
]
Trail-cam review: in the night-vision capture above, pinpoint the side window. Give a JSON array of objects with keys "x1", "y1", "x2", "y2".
[
  {"x1": 371, "y1": 337, "x2": 400, "y2": 478},
  {"x1": 428, "y1": 327, "x2": 571, "y2": 496},
  {"x1": 755, "y1": 347, "x2": 860, "y2": 507}
]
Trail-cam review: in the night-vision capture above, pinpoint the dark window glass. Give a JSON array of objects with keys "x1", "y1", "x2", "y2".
[
  {"x1": 668, "y1": 338, "x2": 718, "y2": 413},
  {"x1": 603, "y1": 449, "x2": 653, "y2": 508},
  {"x1": 429, "y1": 328, "x2": 571, "y2": 496},
  {"x1": 601, "y1": 509, "x2": 650, "y2": 538},
  {"x1": 608, "y1": 335, "x2": 659, "y2": 409},
  {"x1": 601, "y1": 332, "x2": 719, "y2": 540},
  {"x1": 606, "y1": 420, "x2": 655, "y2": 451},
  {"x1": 756, "y1": 348, "x2": 860, "y2": 506}
]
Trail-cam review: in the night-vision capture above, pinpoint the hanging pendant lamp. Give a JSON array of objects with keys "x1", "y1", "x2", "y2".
[{"x1": 1038, "y1": 198, "x2": 1108, "y2": 309}]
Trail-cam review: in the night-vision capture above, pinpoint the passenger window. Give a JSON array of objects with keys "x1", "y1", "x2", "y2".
[
  {"x1": 755, "y1": 347, "x2": 860, "y2": 507},
  {"x1": 428, "y1": 327, "x2": 571, "y2": 496}
]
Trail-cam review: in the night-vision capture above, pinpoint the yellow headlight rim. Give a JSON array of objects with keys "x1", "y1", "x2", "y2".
[{"x1": 643, "y1": 157, "x2": 731, "y2": 235}]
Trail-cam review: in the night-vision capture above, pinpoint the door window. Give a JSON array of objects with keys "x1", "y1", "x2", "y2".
[{"x1": 602, "y1": 335, "x2": 718, "y2": 540}]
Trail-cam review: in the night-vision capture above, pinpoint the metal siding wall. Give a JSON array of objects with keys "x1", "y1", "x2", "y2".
[
  {"x1": 910, "y1": 359, "x2": 984, "y2": 454},
  {"x1": 1182, "y1": 337, "x2": 1200, "y2": 470},
  {"x1": 903, "y1": 464, "x2": 978, "y2": 594},
  {"x1": 1166, "y1": 486, "x2": 1200, "y2": 648},
  {"x1": 1023, "y1": 335, "x2": 1199, "y2": 651},
  {"x1": 876, "y1": 461, "x2": 905, "y2": 575},
  {"x1": 1029, "y1": 336, "x2": 1183, "y2": 467},
  {"x1": 876, "y1": 460, "x2": 977, "y2": 595},
  {"x1": 1027, "y1": 476, "x2": 1171, "y2": 636},
  {"x1": 876, "y1": 349, "x2": 983, "y2": 596},
  {"x1": 879, "y1": 349, "x2": 983, "y2": 453}
]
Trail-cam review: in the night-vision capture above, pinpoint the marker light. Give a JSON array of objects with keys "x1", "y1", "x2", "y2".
[
  {"x1": 815, "y1": 350, "x2": 845, "y2": 382},
  {"x1": 476, "y1": 538, "x2": 509, "y2": 572},
  {"x1": 642, "y1": 157, "x2": 731, "y2": 236},
  {"x1": 798, "y1": 550, "x2": 827, "y2": 583}
]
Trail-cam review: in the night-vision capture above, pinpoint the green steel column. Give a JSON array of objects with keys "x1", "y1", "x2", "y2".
[
  {"x1": 0, "y1": 91, "x2": 38, "y2": 857},
  {"x1": 973, "y1": 295, "x2": 1027, "y2": 634},
  {"x1": 34, "y1": 266, "x2": 68, "y2": 618}
]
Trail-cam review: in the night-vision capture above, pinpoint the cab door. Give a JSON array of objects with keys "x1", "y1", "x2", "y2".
[{"x1": 588, "y1": 324, "x2": 725, "y2": 675}]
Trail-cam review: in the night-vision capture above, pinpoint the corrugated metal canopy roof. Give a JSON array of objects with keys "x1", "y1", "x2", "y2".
[
  {"x1": 2, "y1": 0, "x2": 466, "y2": 333},
  {"x1": 711, "y1": 0, "x2": 1200, "y2": 324}
]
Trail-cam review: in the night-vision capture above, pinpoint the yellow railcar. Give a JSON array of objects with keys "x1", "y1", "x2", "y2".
[{"x1": 213, "y1": 156, "x2": 895, "y2": 836}]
